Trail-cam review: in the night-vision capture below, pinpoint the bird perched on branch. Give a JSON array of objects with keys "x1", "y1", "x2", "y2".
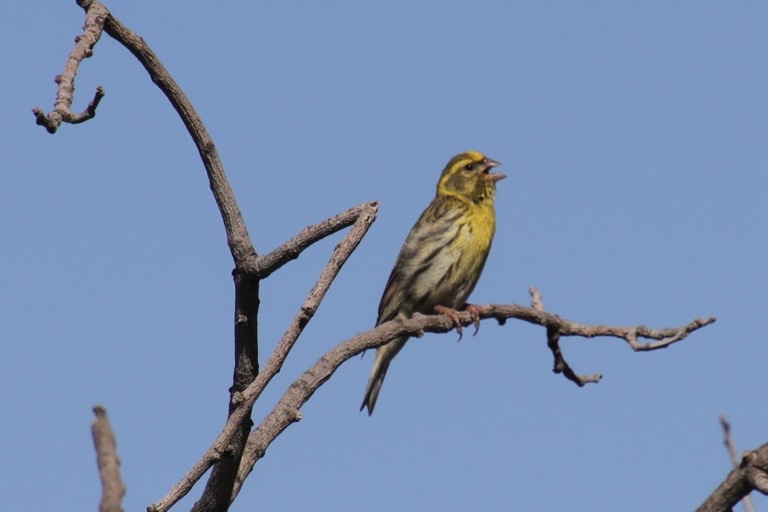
[{"x1": 361, "y1": 151, "x2": 505, "y2": 415}]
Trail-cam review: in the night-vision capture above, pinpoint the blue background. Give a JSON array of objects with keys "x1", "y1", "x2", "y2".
[{"x1": 2, "y1": 2, "x2": 766, "y2": 510}]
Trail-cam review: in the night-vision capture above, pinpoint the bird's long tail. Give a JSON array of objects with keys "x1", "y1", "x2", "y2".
[{"x1": 360, "y1": 336, "x2": 407, "y2": 415}]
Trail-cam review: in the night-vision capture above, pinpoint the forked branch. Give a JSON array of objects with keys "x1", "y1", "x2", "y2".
[
  {"x1": 247, "y1": 201, "x2": 380, "y2": 279},
  {"x1": 148, "y1": 202, "x2": 378, "y2": 512},
  {"x1": 35, "y1": 0, "x2": 255, "y2": 264},
  {"x1": 149, "y1": 291, "x2": 715, "y2": 510},
  {"x1": 526, "y1": 287, "x2": 716, "y2": 386},
  {"x1": 32, "y1": 1, "x2": 107, "y2": 133}
]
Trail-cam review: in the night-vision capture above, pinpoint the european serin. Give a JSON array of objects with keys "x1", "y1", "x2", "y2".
[{"x1": 361, "y1": 151, "x2": 505, "y2": 415}]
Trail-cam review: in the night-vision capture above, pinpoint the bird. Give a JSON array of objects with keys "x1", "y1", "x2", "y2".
[{"x1": 361, "y1": 151, "x2": 505, "y2": 415}]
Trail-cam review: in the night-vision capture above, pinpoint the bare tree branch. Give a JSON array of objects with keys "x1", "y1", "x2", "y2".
[
  {"x1": 36, "y1": 3, "x2": 262, "y2": 508},
  {"x1": 34, "y1": 0, "x2": 254, "y2": 263},
  {"x1": 149, "y1": 289, "x2": 714, "y2": 510},
  {"x1": 529, "y1": 286, "x2": 544, "y2": 311},
  {"x1": 698, "y1": 442, "x2": 768, "y2": 512},
  {"x1": 74, "y1": 3, "x2": 263, "y2": 506},
  {"x1": 92, "y1": 406, "x2": 125, "y2": 512},
  {"x1": 248, "y1": 201, "x2": 380, "y2": 279},
  {"x1": 35, "y1": 0, "x2": 257, "y2": 264},
  {"x1": 230, "y1": 202, "x2": 378, "y2": 497},
  {"x1": 149, "y1": 202, "x2": 378, "y2": 512},
  {"x1": 32, "y1": 1, "x2": 107, "y2": 133},
  {"x1": 721, "y1": 416, "x2": 740, "y2": 468},
  {"x1": 34, "y1": 4, "x2": 381, "y2": 510},
  {"x1": 533, "y1": 286, "x2": 713, "y2": 386},
  {"x1": 719, "y1": 416, "x2": 755, "y2": 512},
  {"x1": 528, "y1": 287, "x2": 602, "y2": 385},
  {"x1": 234, "y1": 302, "x2": 715, "y2": 479},
  {"x1": 98, "y1": 7, "x2": 255, "y2": 265},
  {"x1": 255, "y1": 203, "x2": 379, "y2": 394}
]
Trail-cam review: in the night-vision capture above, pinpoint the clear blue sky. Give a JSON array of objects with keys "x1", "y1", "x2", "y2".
[{"x1": 2, "y1": 2, "x2": 766, "y2": 510}]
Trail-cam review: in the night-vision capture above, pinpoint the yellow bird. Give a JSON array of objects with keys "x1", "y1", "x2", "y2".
[{"x1": 361, "y1": 151, "x2": 505, "y2": 414}]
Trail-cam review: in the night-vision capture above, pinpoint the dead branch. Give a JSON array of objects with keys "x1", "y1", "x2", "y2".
[
  {"x1": 234, "y1": 301, "x2": 714, "y2": 488},
  {"x1": 35, "y1": 2, "x2": 260, "y2": 508},
  {"x1": 32, "y1": 1, "x2": 107, "y2": 133},
  {"x1": 148, "y1": 202, "x2": 378, "y2": 512},
  {"x1": 248, "y1": 201, "x2": 380, "y2": 279},
  {"x1": 697, "y1": 442, "x2": 768, "y2": 512},
  {"x1": 78, "y1": 1, "x2": 263, "y2": 505},
  {"x1": 718, "y1": 416, "x2": 755, "y2": 512},
  {"x1": 149, "y1": 290, "x2": 714, "y2": 510},
  {"x1": 34, "y1": 4, "x2": 381, "y2": 510},
  {"x1": 35, "y1": 0, "x2": 254, "y2": 263},
  {"x1": 101, "y1": 8, "x2": 255, "y2": 264},
  {"x1": 92, "y1": 406, "x2": 125, "y2": 512}
]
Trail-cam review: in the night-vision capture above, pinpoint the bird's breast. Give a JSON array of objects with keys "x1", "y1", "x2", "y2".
[{"x1": 409, "y1": 200, "x2": 496, "y2": 312}]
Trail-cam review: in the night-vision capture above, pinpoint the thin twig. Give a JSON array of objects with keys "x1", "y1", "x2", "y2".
[
  {"x1": 527, "y1": 290, "x2": 714, "y2": 386},
  {"x1": 545, "y1": 324, "x2": 603, "y2": 386},
  {"x1": 32, "y1": 1, "x2": 108, "y2": 133},
  {"x1": 531, "y1": 287, "x2": 603, "y2": 385},
  {"x1": 248, "y1": 201, "x2": 380, "y2": 279},
  {"x1": 92, "y1": 406, "x2": 126, "y2": 512},
  {"x1": 720, "y1": 416, "x2": 755, "y2": 512},
  {"x1": 529, "y1": 287, "x2": 544, "y2": 311}
]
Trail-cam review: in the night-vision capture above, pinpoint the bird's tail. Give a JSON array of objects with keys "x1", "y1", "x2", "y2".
[{"x1": 360, "y1": 336, "x2": 407, "y2": 415}]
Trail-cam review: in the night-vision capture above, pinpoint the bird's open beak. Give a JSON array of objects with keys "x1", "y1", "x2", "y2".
[{"x1": 482, "y1": 157, "x2": 506, "y2": 183}]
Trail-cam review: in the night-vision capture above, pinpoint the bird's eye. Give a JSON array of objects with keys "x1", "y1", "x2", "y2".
[{"x1": 463, "y1": 163, "x2": 475, "y2": 171}]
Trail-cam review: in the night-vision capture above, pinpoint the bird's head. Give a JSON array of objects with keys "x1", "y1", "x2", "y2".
[{"x1": 436, "y1": 151, "x2": 505, "y2": 203}]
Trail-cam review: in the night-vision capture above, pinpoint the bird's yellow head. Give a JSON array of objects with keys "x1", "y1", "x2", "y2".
[{"x1": 436, "y1": 151, "x2": 505, "y2": 203}]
